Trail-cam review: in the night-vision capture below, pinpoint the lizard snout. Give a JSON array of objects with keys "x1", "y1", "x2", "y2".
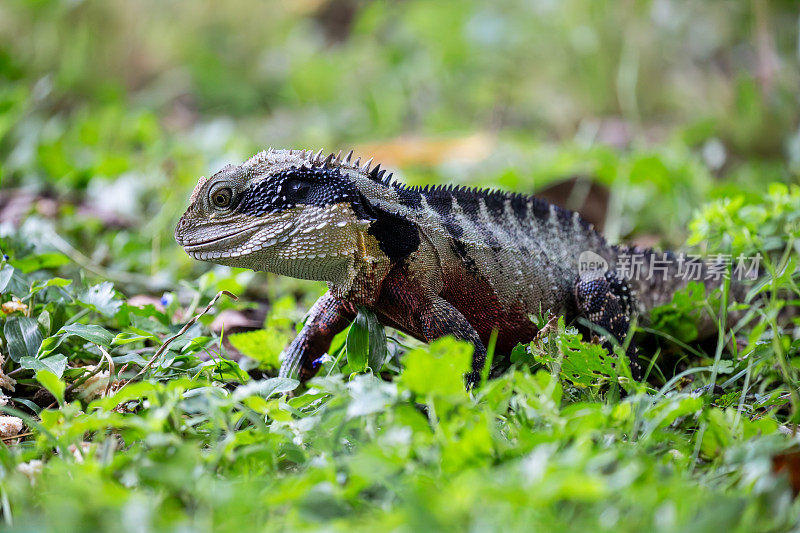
[{"x1": 174, "y1": 215, "x2": 192, "y2": 245}]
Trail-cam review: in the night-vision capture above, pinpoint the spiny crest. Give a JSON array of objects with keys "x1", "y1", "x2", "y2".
[
  {"x1": 394, "y1": 180, "x2": 577, "y2": 224},
  {"x1": 233, "y1": 149, "x2": 571, "y2": 216},
  {"x1": 242, "y1": 147, "x2": 313, "y2": 172},
  {"x1": 240, "y1": 147, "x2": 398, "y2": 186},
  {"x1": 306, "y1": 149, "x2": 395, "y2": 186},
  {"x1": 392, "y1": 181, "x2": 486, "y2": 196},
  {"x1": 239, "y1": 147, "x2": 399, "y2": 186}
]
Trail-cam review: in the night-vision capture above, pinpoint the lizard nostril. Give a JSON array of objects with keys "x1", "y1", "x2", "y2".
[{"x1": 175, "y1": 217, "x2": 189, "y2": 243}]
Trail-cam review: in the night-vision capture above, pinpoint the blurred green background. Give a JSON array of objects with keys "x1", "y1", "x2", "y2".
[{"x1": 1, "y1": 0, "x2": 799, "y2": 288}]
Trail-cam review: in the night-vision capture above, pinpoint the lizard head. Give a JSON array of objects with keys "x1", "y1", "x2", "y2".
[{"x1": 174, "y1": 149, "x2": 389, "y2": 284}]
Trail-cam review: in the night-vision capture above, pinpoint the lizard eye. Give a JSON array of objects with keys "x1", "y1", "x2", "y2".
[{"x1": 211, "y1": 188, "x2": 232, "y2": 209}]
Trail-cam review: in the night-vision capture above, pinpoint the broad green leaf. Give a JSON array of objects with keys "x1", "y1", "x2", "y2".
[
  {"x1": 127, "y1": 308, "x2": 171, "y2": 333},
  {"x1": 642, "y1": 396, "x2": 703, "y2": 433},
  {"x1": 365, "y1": 308, "x2": 388, "y2": 372},
  {"x1": 345, "y1": 374, "x2": 397, "y2": 419},
  {"x1": 35, "y1": 369, "x2": 65, "y2": 405},
  {"x1": 232, "y1": 377, "x2": 299, "y2": 401},
  {"x1": 59, "y1": 323, "x2": 114, "y2": 346},
  {"x1": 37, "y1": 336, "x2": 64, "y2": 358},
  {"x1": 4, "y1": 316, "x2": 43, "y2": 362},
  {"x1": 400, "y1": 338, "x2": 472, "y2": 399},
  {"x1": 533, "y1": 323, "x2": 632, "y2": 390},
  {"x1": 10, "y1": 398, "x2": 42, "y2": 415},
  {"x1": 227, "y1": 329, "x2": 286, "y2": 368},
  {"x1": 127, "y1": 325, "x2": 167, "y2": 341},
  {"x1": 78, "y1": 282, "x2": 122, "y2": 317},
  {"x1": 346, "y1": 312, "x2": 369, "y2": 372},
  {"x1": 181, "y1": 335, "x2": 213, "y2": 353},
  {"x1": 112, "y1": 331, "x2": 157, "y2": 346},
  {"x1": 12, "y1": 253, "x2": 70, "y2": 274},
  {"x1": 200, "y1": 358, "x2": 249, "y2": 383},
  {"x1": 19, "y1": 354, "x2": 68, "y2": 378},
  {"x1": 88, "y1": 381, "x2": 163, "y2": 411},
  {"x1": 0, "y1": 264, "x2": 13, "y2": 292},
  {"x1": 700, "y1": 408, "x2": 733, "y2": 458},
  {"x1": 650, "y1": 282, "x2": 708, "y2": 342},
  {"x1": 509, "y1": 343, "x2": 531, "y2": 364},
  {"x1": 37, "y1": 310, "x2": 51, "y2": 335},
  {"x1": 345, "y1": 308, "x2": 387, "y2": 373},
  {"x1": 29, "y1": 277, "x2": 72, "y2": 295}
]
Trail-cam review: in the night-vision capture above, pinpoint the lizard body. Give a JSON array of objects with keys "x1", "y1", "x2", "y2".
[{"x1": 175, "y1": 149, "x2": 727, "y2": 386}]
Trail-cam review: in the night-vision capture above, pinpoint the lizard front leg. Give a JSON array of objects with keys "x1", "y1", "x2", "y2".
[
  {"x1": 278, "y1": 291, "x2": 357, "y2": 382},
  {"x1": 418, "y1": 295, "x2": 488, "y2": 389},
  {"x1": 376, "y1": 264, "x2": 487, "y2": 388}
]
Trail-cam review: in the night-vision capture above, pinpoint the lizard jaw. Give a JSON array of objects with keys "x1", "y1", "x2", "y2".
[{"x1": 181, "y1": 223, "x2": 293, "y2": 261}]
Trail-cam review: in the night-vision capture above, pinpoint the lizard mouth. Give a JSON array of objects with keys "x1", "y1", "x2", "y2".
[{"x1": 181, "y1": 224, "x2": 281, "y2": 256}]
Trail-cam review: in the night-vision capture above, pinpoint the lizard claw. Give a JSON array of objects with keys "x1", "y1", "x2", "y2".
[{"x1": 465, "y1": 371, "x2": 482, "y2": 391}]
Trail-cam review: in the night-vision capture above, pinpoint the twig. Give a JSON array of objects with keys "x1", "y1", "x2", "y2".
[
  {"x1": 118, "y1": 290, "x2": 237, "y2": 391},
  {"x1": 533, "y1": 313, "x2": 559, "y2": 342},
  {"x1": 64, "y1": 364, "x2": 106, "y2": 396},
  {"x1": 99, "y1": 347, "x2": 115, "y2": 398},
  {"x1": 2, "y1": 432, "x2": 33, "y2": 442}
]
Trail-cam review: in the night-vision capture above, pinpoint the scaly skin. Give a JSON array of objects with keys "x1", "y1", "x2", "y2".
[{"x1": 175, "y1": 148, "x2": 734, "y2": 387}]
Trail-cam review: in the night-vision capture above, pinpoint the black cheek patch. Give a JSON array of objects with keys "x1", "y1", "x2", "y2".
[
  {"x1": 236, "y1": 166, "x2": 372, "y2": 219},
  {"x1": 237, "y1": 178, "x2": 284, "y2": 216},
  {"x1": 368, "y1": 207, "x2": 421, "y2": 262}
]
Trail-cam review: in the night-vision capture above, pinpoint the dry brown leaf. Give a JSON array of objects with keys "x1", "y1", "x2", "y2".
[
  {"x1": 0, "y1": 351, "x2": 16, "y2": 392},
  {"x1": 0, "y1": 416, "x2": 24, "y2": 440},
  {"x1": 210, "y1": 307, "x2": 266, "y2": 334},
  {"x1": 127, "y1": 294, "x2": 166, "y2": 312},
  {"x1": 1, "y1": 298, "x2": 28, "y2": 315},
  {"x1": 536, "y1": 177, "x2": 610, "y2": 231},
  {"x1": 772, "y1": 447, "x2": 800, "y2": 496},
  {"x1": 355, "y1": 133, "x2": 496, "y2": 168}
]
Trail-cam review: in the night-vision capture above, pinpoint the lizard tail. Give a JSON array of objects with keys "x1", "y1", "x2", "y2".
[{"x1": 611, "y1": 244, "x2": 798, "y2": 338}]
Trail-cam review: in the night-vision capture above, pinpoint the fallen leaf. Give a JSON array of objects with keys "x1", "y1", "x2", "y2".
[
  {"x1": 0, "y1": 351, "x2": 16, "y2": 392},
  {"x1": 210, "y1": 307, "x2": 267, "y2": 334},
  {"x1": 355, "y1": 133, "x2": 496, "y2": 168},
  {"x1": 536, "y1": 177, "x2": 609, "y2": 231},
  {"x1": 0, "y1": 416, "x2": 23, "y2": 439},
  {"x1": 772, "y1": 447, "x2": 800, "y2": 496},
  {"x1": 1, "y1": 298, "x2": 28, "y2": 315}
]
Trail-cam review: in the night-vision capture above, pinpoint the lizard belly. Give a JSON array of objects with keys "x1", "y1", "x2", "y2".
[{"x1": 440, "y1": 268, "x2": 539, "y2": 353}]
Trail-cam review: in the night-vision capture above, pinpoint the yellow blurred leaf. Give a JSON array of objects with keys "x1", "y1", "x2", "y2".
[
  {"x1": 1, "y1": 298, "x2": 27, "y2": 315},
  {"x1": 355, "y1": 133, "x2": 496, "y2": 168}
]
